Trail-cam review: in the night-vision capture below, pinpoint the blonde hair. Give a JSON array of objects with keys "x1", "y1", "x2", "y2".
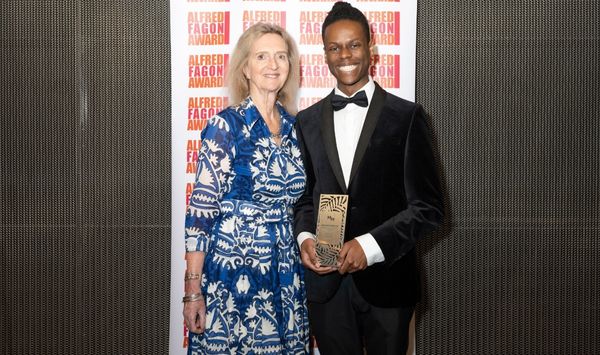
[{"x1": 227, "y1": 23, "x2": 300, "y2": 115}]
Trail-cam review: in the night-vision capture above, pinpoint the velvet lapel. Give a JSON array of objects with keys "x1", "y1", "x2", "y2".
[
  {"x1": 348, "y1": 83, "x2": 387, "y2": 187},
  {"x1": 320, "y1": 91, "x2": 348, "y2": 193}
]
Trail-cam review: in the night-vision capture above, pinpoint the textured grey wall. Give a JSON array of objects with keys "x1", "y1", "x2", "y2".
[
  {"x1": 1, "y1": 1, "x2": 171, "y2": 354},
  {"x1": 415, "y1": 1, "x2": 600, "y2": 354},
  {"x1": 1, "y1": 0, "x2": 598, "y2": 354}
]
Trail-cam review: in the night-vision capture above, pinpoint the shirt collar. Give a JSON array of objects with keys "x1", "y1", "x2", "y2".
[
  {"x1": 334, "y1": 76, "x2": 375, "y2": 104},
  {"x1": 240, "y1": 96, "x2": 295, "y2": 133}
]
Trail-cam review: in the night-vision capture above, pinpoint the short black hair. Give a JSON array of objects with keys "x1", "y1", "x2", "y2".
[{"x1": 321, "y1": 2, "x2": 371, "y2": 44}]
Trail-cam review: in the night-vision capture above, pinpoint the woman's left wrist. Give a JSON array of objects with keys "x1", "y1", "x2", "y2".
[
  {"x1": 182, "y1": 293, "x2": 203, "y2": 303},
  {"x1": 184, "y1": 272, "x2": 201, "y2": 281}
]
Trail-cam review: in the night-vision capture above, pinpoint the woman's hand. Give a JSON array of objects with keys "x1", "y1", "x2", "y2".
[
  {"x1": 183, "y1": 294, "x2": 207, "y2": 334},
  {"x1": 183, "y1": 251, "x2": 206, "y2": 333}
]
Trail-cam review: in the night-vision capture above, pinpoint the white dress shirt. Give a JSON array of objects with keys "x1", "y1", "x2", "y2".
[{"x1": 298, "y1": 78, "x2": 385, "y2": 266}]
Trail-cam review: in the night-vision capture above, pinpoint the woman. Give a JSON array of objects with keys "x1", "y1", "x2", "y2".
[{"x1": 182, "y1": 23, "x2": 308, "y2": 354}]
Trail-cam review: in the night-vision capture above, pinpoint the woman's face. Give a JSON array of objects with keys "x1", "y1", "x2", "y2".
[{"x1": 244, "y1": 33, "x2": 290, "y2": 98}]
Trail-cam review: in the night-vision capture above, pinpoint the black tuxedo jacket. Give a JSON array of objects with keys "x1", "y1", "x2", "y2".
[{"x1": 294, "y1": 83, "x2": 444, "y2": 308}]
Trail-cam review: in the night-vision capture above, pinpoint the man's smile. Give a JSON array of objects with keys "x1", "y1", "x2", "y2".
[{"x1": 337, "y1": 65, "x2": 359, "y2": 72}]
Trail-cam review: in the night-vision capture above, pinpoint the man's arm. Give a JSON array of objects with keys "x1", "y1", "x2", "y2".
[{"x1": 369, "y1": 105, "x2": 444, "y2": 265}]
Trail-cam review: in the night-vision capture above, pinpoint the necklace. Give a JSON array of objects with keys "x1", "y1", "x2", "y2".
[
  {"x1": 262, "y1": 108, "x2": 281, "y2": 139},
  {"x1": 270, "y1": 129, "x2": 282, "y2": 139},
  {"x1": 269, "y1": 114, "x2": 282, "y2": 139}
]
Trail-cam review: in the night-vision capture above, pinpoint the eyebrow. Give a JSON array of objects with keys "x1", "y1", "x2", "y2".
[
  {"x1": 325, "y1": 38, "x2": 364, "y2": 46},
  {"x1": 254, "y1": 50, "x2": 288, "y2": 54},
  {"x1": 325, "y1": 37, "x2": 364, "y2": 45}
]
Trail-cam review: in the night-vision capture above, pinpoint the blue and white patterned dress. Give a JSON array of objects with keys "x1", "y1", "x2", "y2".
[{"x1": 185, "y1": 97, "x2": 309, "y2": 354}]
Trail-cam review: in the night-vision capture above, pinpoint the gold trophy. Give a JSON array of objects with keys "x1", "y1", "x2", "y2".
[{"x1": 315, "y1": 194, "x2": 348, "y2": 266}]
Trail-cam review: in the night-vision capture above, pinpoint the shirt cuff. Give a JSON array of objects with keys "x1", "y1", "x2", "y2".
[
  {"x1": 355, "y1": 233, "x2": 385, "y2": 266},
  {"x1": 297, "y1": 231, "x2": 316, "y2": 248}
]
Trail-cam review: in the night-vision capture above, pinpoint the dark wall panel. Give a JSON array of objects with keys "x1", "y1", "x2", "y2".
[
  {"x1": 415, "y1": 1, "x2": 599, "y2": 354},
  {"x1": 1, "y1": 2, "x2": 82, "y2": 354},
  {"x1": 2, "y1": 1, "x2": 171, "y2": 354},
  {"x1": 2, "y1": 227, "x2": 80, "y2": 354},
  {"x1": 78, "y1": 2, "x2": 171, "y2": 353},
  {"x1": 1, "y1": 1, "x2": 79, "y2": 226}
]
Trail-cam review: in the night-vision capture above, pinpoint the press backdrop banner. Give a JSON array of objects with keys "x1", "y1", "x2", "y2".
[{"x1": 169, "y1": 0, "x2": 417, "y2": 353}]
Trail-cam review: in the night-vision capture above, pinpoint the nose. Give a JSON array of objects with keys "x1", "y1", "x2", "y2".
[
  {"x1": 339, "y1": 45, "x2": 351, "y2": 58},
  {"x1": 269, "y1": 56, "x2": 279, "y2": 69}
]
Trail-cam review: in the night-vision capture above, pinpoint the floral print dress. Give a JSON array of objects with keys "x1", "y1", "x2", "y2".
[{"x1": 185, "y1": 97, "x2": 309, "y2": 354}]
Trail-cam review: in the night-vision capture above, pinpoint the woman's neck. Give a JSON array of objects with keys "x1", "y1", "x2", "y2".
[
  {"x1": 251, "y1": 91, "x2": 279, "y2": 122},
  {"x1": 250, "y1": 90, "x2": 282, "y2": 144}
]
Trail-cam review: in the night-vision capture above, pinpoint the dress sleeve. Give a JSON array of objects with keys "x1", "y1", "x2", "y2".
[{"x1": 184, "y1": 114, "x2": 236, "y2": 252}]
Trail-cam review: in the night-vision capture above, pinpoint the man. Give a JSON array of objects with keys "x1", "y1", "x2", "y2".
[{"x1": 294, "y1": 2, "x2": 444, "y2": 354}]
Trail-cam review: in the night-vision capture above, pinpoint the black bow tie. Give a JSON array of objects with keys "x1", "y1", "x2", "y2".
[{"x1": 331, "y1": 90, "x2": 368, "y2": 111}]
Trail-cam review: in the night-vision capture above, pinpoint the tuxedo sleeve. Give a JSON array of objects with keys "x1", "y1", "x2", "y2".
[
  {"x1": 294, "y1": 116, "x2": 317, "y2": 236},
  {"x1": 370, "y1": 105, "x2": 444, "y2": 265}
]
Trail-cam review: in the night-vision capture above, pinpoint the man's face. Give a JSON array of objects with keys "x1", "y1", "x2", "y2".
[{"x1": 323, "y1": 19, "x2": 372, "y2": 96}]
